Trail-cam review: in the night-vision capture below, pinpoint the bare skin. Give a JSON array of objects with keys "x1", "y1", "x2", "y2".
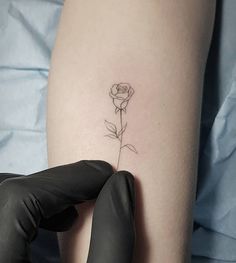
[{"x1": 46, "y1": 0, "x2": 216, "y2": 262}]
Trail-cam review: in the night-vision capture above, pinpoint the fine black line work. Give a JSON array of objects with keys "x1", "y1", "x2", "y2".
[{"x1": 104, "y1": 83, "x2": 138, "y2": 170}]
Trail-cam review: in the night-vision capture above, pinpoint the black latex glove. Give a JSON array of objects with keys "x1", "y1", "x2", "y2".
[{"x1": 0, "y1": 160, "x2": 136, "y2": 263}]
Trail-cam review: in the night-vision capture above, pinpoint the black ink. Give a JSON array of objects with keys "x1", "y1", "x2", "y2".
[
  {"x1": 121, "y1": 144, "x2": 138, "y2": 153},
  {"x1": 104, "y1": 83, "x2": 138, "y2": 170}
]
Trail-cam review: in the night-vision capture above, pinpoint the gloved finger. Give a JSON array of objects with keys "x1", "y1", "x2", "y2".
[
  {"x1": 0, "y1": 173, "x2": 81, "y2": 232},
  {"x1": 0, "y1": 160, "x2": 113, "y2": 221},
  {"x1": 0, "y1": 173, "x2": 80, "y2": 232},
  {"x1": 0, "y1": 160, "x2": 114, "y2": 263},
  {"x1": 0, "y1": 173, "x2": 23, "y2": 184},
  {"x1": 39, "y1": 205, "x2": 78, "y2": 232},
  {"x1": 87, "y1": 170, "x2": 136, "y2": 263}
]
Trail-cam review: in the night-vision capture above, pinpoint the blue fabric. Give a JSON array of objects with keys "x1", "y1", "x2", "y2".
[
  {"x1": 0, "y1": 0, "x2": 63, "y2": 262},
  {"x1": 192, "y1": 1, "x2": 236, "y2": 262},
  {"x1": 0, "y1": 0, "x2": 236, "y2": 262},
  {"x1": 0, "y1": 0, "x2": 62, "y2": 174}
]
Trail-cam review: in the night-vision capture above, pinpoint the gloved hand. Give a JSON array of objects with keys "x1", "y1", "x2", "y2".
[{"x1": 0, "y1": 160, "x2": 136, "y2": 263}]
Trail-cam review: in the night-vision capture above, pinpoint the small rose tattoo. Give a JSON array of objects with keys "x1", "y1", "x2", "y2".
[{"x1": 104, "y1": 83, "x2": 138, "y2": 170}]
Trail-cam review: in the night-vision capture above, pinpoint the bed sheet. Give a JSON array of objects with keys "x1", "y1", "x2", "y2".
[{"x1": 0, "y1": 0, "x2": 236, "y2": 262}]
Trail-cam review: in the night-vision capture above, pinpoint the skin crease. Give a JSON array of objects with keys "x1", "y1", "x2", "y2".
[{"x1": 46, "y1": 0, "x2": 216, "y2": 262}]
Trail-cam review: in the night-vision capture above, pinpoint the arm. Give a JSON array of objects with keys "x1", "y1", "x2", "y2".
[{"x1": 46, "y1": 0, "x2": 216, "y2": 262}]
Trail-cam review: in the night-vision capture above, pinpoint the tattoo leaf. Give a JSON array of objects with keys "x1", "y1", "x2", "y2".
[
  {"x1": 104, "y1": 120, "x2": 117, "y2": 134},
  {"x1": 104, "y1": 134, "x2": 118, "y2": 139},
  {"x1": 121, "y1": 144, "x2": 138, "y2": 154},
  {"x1": 117, "y1": 122, "x2": 127, "y2": 137}
]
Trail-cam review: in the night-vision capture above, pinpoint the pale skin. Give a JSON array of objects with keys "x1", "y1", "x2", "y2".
[{"x1": 46, "y1": 0, "x2": 216, "y2": 262}]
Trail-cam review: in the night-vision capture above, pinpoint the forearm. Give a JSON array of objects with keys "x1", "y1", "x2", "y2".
[{"x1": 46, "y1": 0, "x2": 216, "y2": 262}]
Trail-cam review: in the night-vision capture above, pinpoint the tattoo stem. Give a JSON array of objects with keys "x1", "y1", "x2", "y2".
[{"x1": 116, "y1": 109, "x2": 123, "y2": 170}]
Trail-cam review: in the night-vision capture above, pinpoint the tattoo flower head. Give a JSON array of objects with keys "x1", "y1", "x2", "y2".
[
  {"x1": 109, "y1": 83, "x2": 134, "y2": 113},
  {"x1": 104, "y1": 82, "x2": 137, "y2": 170}
]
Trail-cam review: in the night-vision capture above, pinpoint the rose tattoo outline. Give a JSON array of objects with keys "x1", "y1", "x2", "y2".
[{"x1": 104, "y1": 83, "x2": 138, "y2": 170}]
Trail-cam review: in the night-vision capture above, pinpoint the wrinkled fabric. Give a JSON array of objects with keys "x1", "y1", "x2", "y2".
[
  {"x1": 191, "y1": 0, "x2": 236, "y2": 262},
  {"x1": 0, "y1": 0, "x2": 236, "y2": 262}
]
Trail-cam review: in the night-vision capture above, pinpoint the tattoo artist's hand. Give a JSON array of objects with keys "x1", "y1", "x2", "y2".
[{"x1": 0, "y1": 160, "x2": 136, "y2": 263}]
